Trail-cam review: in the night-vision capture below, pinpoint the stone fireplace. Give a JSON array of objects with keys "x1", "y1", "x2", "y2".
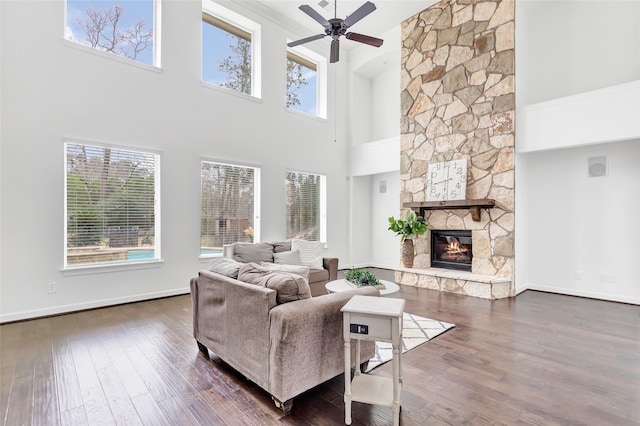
[
  {"x1": 431, "y1": 230, "x2": 472, "y2": 271},
  {"x1": 396, "y1": 0, "x2": 515, "y2": 299}
]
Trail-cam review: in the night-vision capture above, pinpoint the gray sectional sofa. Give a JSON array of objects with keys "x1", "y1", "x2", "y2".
[
  {"x1": 190, "y1": 267, "x2": 378, "y2": 413},
  {"x1": 222, "y1": 240, "x2": 338, "y2": 297}
]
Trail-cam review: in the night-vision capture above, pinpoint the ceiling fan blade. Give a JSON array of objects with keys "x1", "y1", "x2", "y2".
[
  {"x1": 330, "y1": 38, "x2": 340, "y2": 63},
  {"x1": 299, "y1": 4, "x2": 330, "y2": 28},
  {"x1": 342, "y1": 1, "x2": 377, "y2": 28},
  {"x1": 287, "y1": 33, "x2": 326, "y2": 47},
  {"x1": 345, "y1": 32, "x2": 384, "y2": 47}
]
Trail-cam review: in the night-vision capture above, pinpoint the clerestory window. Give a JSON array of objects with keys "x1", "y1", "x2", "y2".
[
  {"x1": 286, "y1": 46, "x2": 327, "y2": 118},
  {"x1": 65, "y1": 0, "x2": 161, "y2": 67},
  {"x1": 202, "y1": 1, "x2": 261, "y2": 98}
]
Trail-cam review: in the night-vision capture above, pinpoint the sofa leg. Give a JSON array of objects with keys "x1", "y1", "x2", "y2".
[
  {"x1": 360, "y1": 360, "x2": 369, "y2": 372},
  {"x1": 272, "y1": 396, "x2": 293, "y2": 415},
  {"x1": 196, "y1": 341, "x2": 209, "y2": 358}
]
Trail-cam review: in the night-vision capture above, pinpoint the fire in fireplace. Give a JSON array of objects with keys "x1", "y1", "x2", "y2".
[{"x1": 431, "y1": 230, "x2": 472, "y2": 271}]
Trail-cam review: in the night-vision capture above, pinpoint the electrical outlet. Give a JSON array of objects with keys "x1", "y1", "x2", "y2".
[
  {"x1": 48, "y1": 282, "x2": 56, "y2": 294},
  {"x1": 606, "y1": 275, "x2": 616, "y2": 283},
  {"x1": 574, "y1": 271, "x2": 583, "y2": 280},
  {"x1": 599, "y1": 274, "x2": 608, "y2": 282}
]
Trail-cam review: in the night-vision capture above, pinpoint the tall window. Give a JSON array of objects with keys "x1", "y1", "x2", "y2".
[
  {"x1": 285, "y1": 171, "x2": 326, "y2": 241},
  {"x1": 65, "y1": 142, "x2": 160, "y2": 267},
  {"x1": 65, "y1": 0, "x2": 160, "y2": 66},
  {"x1": 202, "y1": 2, "x2": 261, "y2": 97},
  {"x1": 201, "y1": 161, "x2": 260, "y2": 256}
]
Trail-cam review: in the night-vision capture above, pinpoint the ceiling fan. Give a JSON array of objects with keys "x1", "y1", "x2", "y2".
[{"x1": 287, "y1": 1, "x2": 384, "y2": 63}]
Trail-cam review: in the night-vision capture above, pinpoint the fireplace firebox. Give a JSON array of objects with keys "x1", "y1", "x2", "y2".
[{"x1": 431, "y1": 230, "x2": 472, "y2": 271}]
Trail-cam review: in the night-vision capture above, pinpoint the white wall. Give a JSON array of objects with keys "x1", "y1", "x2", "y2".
[
  {"x1": 515, "y1": 0, "x2": 640, "y2": 304},
  {"x1": 519, "y1": 140, "x2": 640, "y2": 304},
  {"x1": 369, "y1": 171, "x2": 401, "y2": 269},
  {"x1": 350, "y1": 73, "x2": 372, "y2": 145},
  {"x1": 516, "y1": 0, "x2": 640, "y2": 106},
  {"x1": 517, "y1": 81, "x2": 640, "y2": 152},
  {"x1": 348, "y1": 171, "x2": 401, "y2": 270},
  {"x1": 348, "y1": 175, "x2": 372, "y2": 267},
  {"x1": 371, "y1": 65, "x2": 400, "y2": 141},
  {"x1": 0, "y1": 0, "x2": 353, "y2": 322}
]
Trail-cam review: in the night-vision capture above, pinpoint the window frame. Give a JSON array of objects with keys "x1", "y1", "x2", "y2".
[
  {"x1": 286, "y1": 44, "x2": 327, "y2": 119},
  {"x1": 63, "y1": 0, "x2": 162, "y2": 68},
  {"x1": 201, "y1": 1, "x2": 262, "y2": 99},
  {"x1": 199, "y1": 159, "x2": 262, "y2": 258},
  {"x1": 285, "y1": 170, "x2": 327, "y2": 243},
  {"x1": 63, "y1": 140, "x2": 162, "y2": 270}
]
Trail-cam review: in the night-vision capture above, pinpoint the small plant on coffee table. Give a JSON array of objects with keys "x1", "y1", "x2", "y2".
[{"x1": 344, "y1": 267, "x2": 382, "y2": 287}]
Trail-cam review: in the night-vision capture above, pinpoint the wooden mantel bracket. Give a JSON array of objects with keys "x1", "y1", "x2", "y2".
[{"x1": 403, "y1": 199, "x2": 496, "y2": 222}]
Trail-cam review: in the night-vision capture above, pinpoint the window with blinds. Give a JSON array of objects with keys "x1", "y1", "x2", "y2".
[
  {"x1": 285, "y1": 171, "x2": 326, "y2": 241},
  {"x1": 65, "y1": 142, "x2": 160, "y2": 267},
  {"x1": 201, "y1": 161, "x2": 259, "y2": 256},
  {"x1": 202, "y1": 1, "x2": 260, "y2": 97}
]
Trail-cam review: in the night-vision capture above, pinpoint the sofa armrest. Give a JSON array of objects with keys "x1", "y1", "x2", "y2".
[
  {"x1": 191, "y1": 270, "x2": 277, "y2": 391},
  {"x1": 322, "y1": 257, "x2": 338, "y2": 281},
  {"x1": 267, "y1": 286, "x2": 378, "y2": 402}
]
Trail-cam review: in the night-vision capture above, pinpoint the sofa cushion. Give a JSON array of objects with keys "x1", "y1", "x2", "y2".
[
  {"x1": 239, "y1": 263, "x2": 311, "y2": 304},
  {"x1": 273, "y1": 250, "x2": 302, "y2": 265},
  {"x1": 232, "y1": 242, "x2": 274, "y2": 263},
  {"x1": 207, "y1": 257, "x2": 242, "y2": 279},
  {"x1": 272, "y1": 241, "x2": 292, "y2": 253},
  {"x1": 260, "y1": 262, "x2": 310, "y2": 281},
  {"x1": 291, "y1": 239, "x2": 325, "y2": 269}
]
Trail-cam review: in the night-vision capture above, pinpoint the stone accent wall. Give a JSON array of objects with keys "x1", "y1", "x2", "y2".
[{"x1": 399, "y1": 0, "x2": 515, "y2": 296}]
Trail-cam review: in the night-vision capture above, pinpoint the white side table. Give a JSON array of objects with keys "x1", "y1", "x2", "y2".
[{"x1": 341, "y1": 295, "x2": 405, "y2": 426}]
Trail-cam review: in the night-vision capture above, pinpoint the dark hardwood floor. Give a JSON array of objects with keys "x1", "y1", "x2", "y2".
[{"x1": 2, "y1": 270, "x2": 639, "y2": 425}]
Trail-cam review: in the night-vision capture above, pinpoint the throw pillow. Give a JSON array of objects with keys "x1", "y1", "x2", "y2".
[
  {"x1": 238, "y1": 263, "x2": 311, "y2": 304},
  {"x1": 291, "y1": 239, "x2": 325, "y2": 269},
  {"x1": 272, "y1": 241, "x2": 292, "y2": 253},
  {"x1": 207, "y1": 256, "x2": 242, "y2": 278},
  {"x1": 259, "y1": 261, "x2": 310, "y2": 281},
  {"x1": 273, "y1": 250, "x2": 302, "y2": 265},
  {"x1": 232, "y1": 242, "x2": 274, "y2": 263}
]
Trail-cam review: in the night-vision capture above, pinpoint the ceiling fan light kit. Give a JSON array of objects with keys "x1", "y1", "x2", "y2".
[{"x1": 287, "y1": 1, "x2": 384, "y2": 63}]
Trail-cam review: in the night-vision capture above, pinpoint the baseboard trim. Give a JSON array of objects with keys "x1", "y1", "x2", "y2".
[
  {"x1": 525, "y1": 283, "x2": 640, "y2": 305},
  {"x1": 0, "y1": 287, "x2": 191, "y2": 324}
]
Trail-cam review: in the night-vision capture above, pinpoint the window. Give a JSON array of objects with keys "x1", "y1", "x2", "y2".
[
  {"x1": 65, "y1": 142, "x2": 160, "y2": 267},
  {"x1": 202, "y1": 1, "x2": 261, "y2": 97},
  {"x1": 285, "y1": 171, "x2": 326, "y2": 241},
  {"x1": 65, "y1": 0, "x2": 160, "y2": 67},
  {"x1": 286, "y1": 45, "x2": 327, "y2": 118},
  {"x1": 200, "y1": 161, "x2": 260, "y2": 256}
]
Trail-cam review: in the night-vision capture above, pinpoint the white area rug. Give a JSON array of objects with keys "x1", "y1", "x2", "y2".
[{"x1": 365, "y1": 312, "x2": 455, "y2": 372}]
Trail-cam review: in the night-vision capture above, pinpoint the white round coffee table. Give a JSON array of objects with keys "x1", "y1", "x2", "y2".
[{"x1": 325, "y1": 279, "x2": 400, "y2": 296}]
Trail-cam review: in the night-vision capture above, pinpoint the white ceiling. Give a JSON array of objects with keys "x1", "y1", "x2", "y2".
[{"x1": 252, "y1": 0, "x2": 436, "y2": 49}]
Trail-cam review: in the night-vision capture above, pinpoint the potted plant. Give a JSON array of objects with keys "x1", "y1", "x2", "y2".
[
  {"x1": 344, "y1": 267, "x2": 384, "y2": 289},
  {"x1": 388, "y1": 212, "x2": 428, "y2": 268}
]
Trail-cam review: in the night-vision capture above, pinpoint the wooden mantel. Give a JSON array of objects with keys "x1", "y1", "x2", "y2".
[{"x1": 404, "y1": 199, "x2": 496, "y2": 222}]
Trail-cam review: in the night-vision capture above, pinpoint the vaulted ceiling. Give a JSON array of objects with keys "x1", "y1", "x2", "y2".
[{"x1": 253, "y1": 0, "x2": 437, "y2": 50}]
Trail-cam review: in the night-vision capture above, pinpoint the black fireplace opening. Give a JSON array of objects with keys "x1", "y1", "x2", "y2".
[{"x1": 431, "y1": 230, "x2": 472, "y2": 271}]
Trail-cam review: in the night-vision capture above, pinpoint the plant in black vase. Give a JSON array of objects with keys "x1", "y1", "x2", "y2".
[{"x1": 344, "y1": 267, "x2": 383, "y2": 287}]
